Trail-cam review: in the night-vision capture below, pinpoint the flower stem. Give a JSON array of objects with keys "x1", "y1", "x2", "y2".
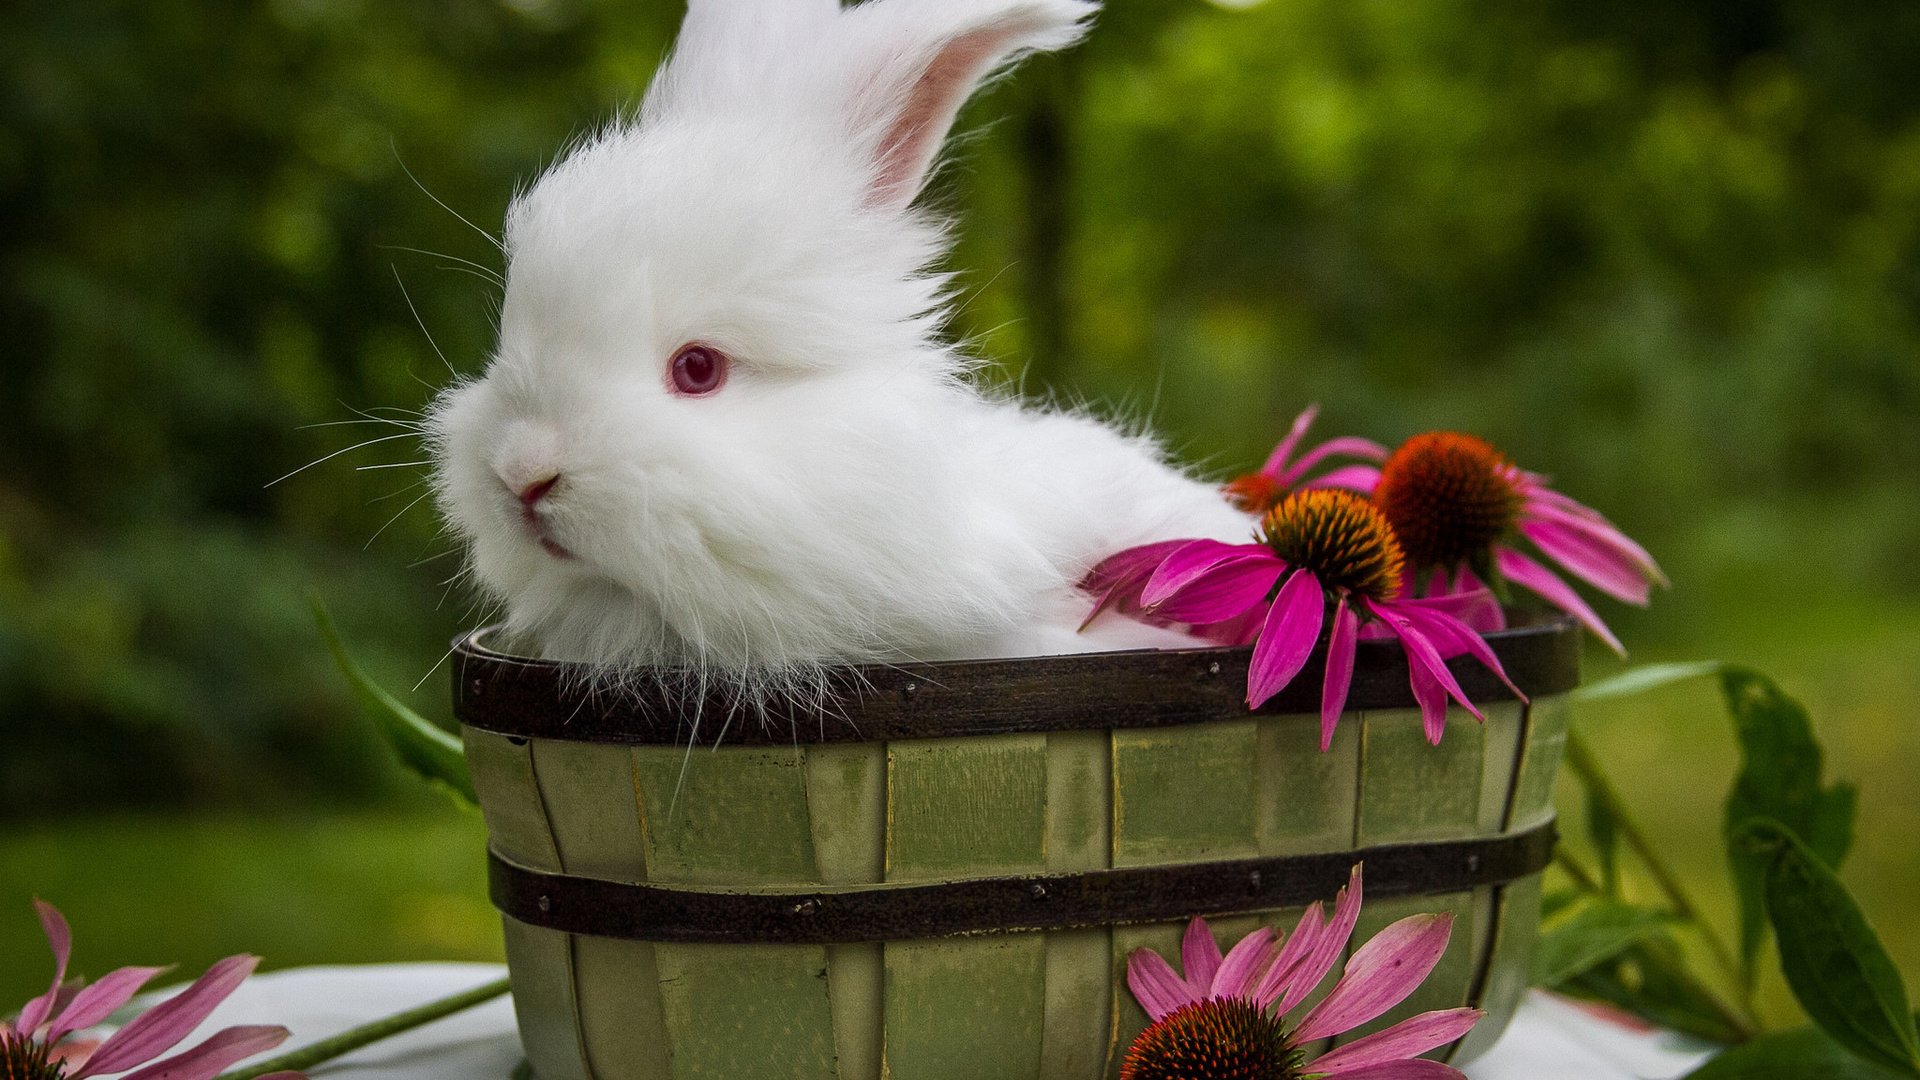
[
  {"x1": 214, "y1": 975, "x2": 512, "y2": 1080},
  {"x1": 1553, "y1": 849, "x2": 1603, "y2": 893},
  {"x1": 1562, "y1": 730, "x2": 1747, "y2": 997}
]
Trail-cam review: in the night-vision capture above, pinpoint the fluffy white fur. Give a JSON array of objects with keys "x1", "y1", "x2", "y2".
[{"x1": 429, "y1": 0, "x2": 1252, "y2": 691}]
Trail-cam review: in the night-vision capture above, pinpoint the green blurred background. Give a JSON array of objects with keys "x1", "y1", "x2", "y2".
[{"x1": 2, "y1": 0, "x2": 1916, "y2": 1028}]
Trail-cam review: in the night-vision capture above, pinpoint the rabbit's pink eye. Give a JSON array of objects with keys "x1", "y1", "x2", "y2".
[{"x1": 668, "y1": 344, "x2": 728, "y2": 396}]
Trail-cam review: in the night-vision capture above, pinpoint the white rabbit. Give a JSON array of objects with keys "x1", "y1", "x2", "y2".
[{"x1": 429, "y1": 0, "x2": 1251, "y2": 695}]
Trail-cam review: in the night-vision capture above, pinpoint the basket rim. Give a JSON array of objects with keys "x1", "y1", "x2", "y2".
[{"x1": 453, "y1": 610, "x2": 1579, "y2": 746}]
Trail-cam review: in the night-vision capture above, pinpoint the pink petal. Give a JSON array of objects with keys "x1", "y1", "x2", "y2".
[
  {"x1": 1497, "y1": 547, "x2": 1626, "y2": 656},
  {"x1": 1142, "y1": 541, "x2": 1270, "y2": 607},
  {"x1": 1276, "y1": 865, "x2": 1364, "y2": 1015},
  {"x1": 1247, "y1": 571, "x2": 1326, "y2": 708},
  {"x1": 1313, "y1": 1061, "x2": 1468, "y2": 1080},
  {"x1": 1250, "y1": 902, "x2": 1325, "y2": 1011},
  {"x1": 1148, "y1": 556, "x2": 1286, "y2": 624},
  {"x1": 1210, "y1": 927, "x2": 1278, "y2": 1000},
  {"x1": 1127, "y1": 948, "x2": 1195, "y2": 1022},
  {"x1": 1083, "y1": 540, "x2": 1188, "y2": 592},
  {"x1": 74, "y1": 955, "x2": 261, "y2": 1077},
  {"x1": 47, "y1": 966, "x2": 167, "y2": 1044},
  {"x1": 17, "y1": 900, "x2": 73, "y2": 1037},
  {"x1": 1407, "y1": 650, "x2": 1451, "y2": 745},
  {"x1": 1320, "y1": 598, "x2": 1360, "y2": 751},
  {"x1": 1277, "y1": 436, "x2": 1392, "y2": 487},
  {"x1": 1523, "y1": 494, "x2": 1668, "y2": 587},
  {"x1": 1372, "y1": 601, "x2": 1485, "y2": 727},
  {"x1": 1192, "y1": 607, "x2": 1266, "y2": 647},
  {"x1": 1395, "y1": 606, "x2": 1526, "y2": 706},
  {"x1": 1080, "y1": 540, "x2": 1190, "y2": 629},
  {"x1": 1261, "y1": 404, "x2": 1322, "y2": 476},
  {"x1": 114, "y1": 1025, "x2": 291, "y2": 1080},
  {"x1": 1181, "y1": 919, "x2": 1223, "y2": 998},
  {"x1": 1306, "y1": 464, "x2": 1383, "y2": 494},
  {"x1": 1398, "y1": 589, "x2": 1504, "y2": 633},
  {"x1": 1294, "y1": 913, "x2": 1456, "y2": 1042},
  {"x1": 1308, "y1": 1008, "x2": 1483, "y2": 1074},
  {"x1": 1520, "y1": 519, "x2": 1652, "y2": 605}
]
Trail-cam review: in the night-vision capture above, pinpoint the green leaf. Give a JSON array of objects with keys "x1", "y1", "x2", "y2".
[
  {"x1": 1541, "y1": 887, "x2": 1583, "y2": 919},
  {"x1": 1572, "y1": 661, "x2": 1725, "y2": 702},
  {"x1": 1685, "y1": 1025, "x2": 1917, "y2": 1080},
  {"x1": 1738, "y1": 820, "x2": 1920, "y2": 1077},
  {"x1": 1562, "y1": 936, "x2": 1749, "y2": 1045},
  {"x1": 1721, "y1": 669, "x2": 1858, "y2": 983},
  {"x1": 312, "y1": 596, "x2": 477, "y2": 807},
  {"x1": 1532, "y1": 898, "x2": 1678, "y2": 988},
  {"x1": 1586, "y1": 780, "x2": 1621, "y2": 896}
]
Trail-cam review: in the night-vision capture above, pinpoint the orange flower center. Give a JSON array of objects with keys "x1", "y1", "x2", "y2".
[
  {"x1": 1259, "y1": 489, "x2": 1405, "y2": 602},
  {"x1": 1122, "y1": 998, "x2": 1303, "y2": 1080},
  {"x1": 1372, "y1": 431, "x2": 1522, "y2": 570},
  {"x1": 0, "y1": 1032, "x2": 64, "y2": 1080}
]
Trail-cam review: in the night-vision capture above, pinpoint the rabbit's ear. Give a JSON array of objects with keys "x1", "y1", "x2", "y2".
[
  {"x1": 841, "y1": 0, "x2": 1097, "y2": 209},
  {"x1": 648, "y1": 0, "x2": 842, "y2": 119}
]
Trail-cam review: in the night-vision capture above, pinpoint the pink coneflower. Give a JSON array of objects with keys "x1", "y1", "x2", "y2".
[
  {"x1": 1356, "y1": 432, "x2": 1666, "y2": 655},
  {"x1": 1088, "y1": 489, "x2": 1522, "y2": 748},
  {"x1": 1, "y1": 900, "x2": 302, "y2": 1080},
  {"x1": 1123, "y1": 865, "x2": 1482, "y2": 1080},
  {"x1": 1223, "y1": 405, "x2": 1389, "y2": 514}
]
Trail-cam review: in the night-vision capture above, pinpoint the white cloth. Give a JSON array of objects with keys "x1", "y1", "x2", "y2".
[{"x1": 190, "y1": 963, "x2": 1716, "y2": 1079}]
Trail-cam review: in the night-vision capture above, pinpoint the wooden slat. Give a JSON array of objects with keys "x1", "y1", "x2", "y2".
[
  {"x1": 500, "y1": 915, "x2": 591, "y2": 1080},
  {"x1": 1450, "y1": 876, "x2": 1544, "y2": 1065},
  {"x1": 626, "y1": 744, "x2": 834, "y2": 1076},
  {"x1": 1112, "y1": 719, "x2": 1259, "y2": 867},
  {"x1": 1354, "y1": 708, "x2": 1486, "y2": 846},
  {"x1": 1475, "y1": 702, "x2": 1527, "y2": 834},
  {"x1": 805, "y1": 744, "x2": 887, "y2": 1080},
  {"x1": 1042, "y1": 730, "x2": 1114, "y2": 1077},
  {"x1": 884, "y1": 735, "x2": 1048, "y2": 1079},
  {"x1": 573, "y1": 936, "x2": 673, "y2": 1078},
  {"x1": 466, "y1": 731, "x2": 588, "y2": 1078},
  {"x1": 1506, "y1": 694, "x2": 1570, "y2": 831},
  {"x1": 653, "y1": 943, "x2": 838, "y2": 1080},
  {"x1": 1341, "y1": 704, "x2": 1497, "y2": 1053},
  {"x1": 526, "y1": 740, "x2": 667, "y2": 1079},
  {"x1": 825, "y1": 943, "x2": 882, "y2": 1080},
  {"x1": 464, "y1": 728, "x2": 560, "y2": 872},
  {"x1": 630, "y1": 744, "x2": 818, "y2": 886},
  {"x1": 886, "y1": 735, "x2": 1047, "y2": 879},
  {"x1": 1257, "y1": 713, "x2": 1360, "y2": 856},
  {"x1": 884, "y1": 937, "x2": 1047, "y2": 1080},
  {"x1": 1105, "y1": 921, "x2": 1181, "y2": 1078},
  {"x1": 532, "y1": 739, "x2": 648, "y2": 881}
]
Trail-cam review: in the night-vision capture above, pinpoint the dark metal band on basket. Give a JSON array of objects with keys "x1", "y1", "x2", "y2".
[
  {"x1": 453, "y1": 614, "x2": 1580, "y2": 746},
  {"x1": 489, "y1": 820, "x2": 1556, "y2": 945}
]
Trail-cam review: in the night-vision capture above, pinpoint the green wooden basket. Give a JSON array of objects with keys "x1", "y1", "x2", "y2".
[{"x1": 455, "y1": 613, "x2": 1577, "y2": 1080}]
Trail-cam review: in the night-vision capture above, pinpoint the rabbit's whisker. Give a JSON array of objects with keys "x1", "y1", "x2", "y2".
[
  {"x1": 395, "y1": 150, "x2": 507, "y2": 254},
  {"x1": 392, "y1": 266, "x2": 460, "y2": 379},
  {"x1": 365, "y1": 490, "x2": 434, "y2": 551},
  {"x1": 267, "y1": 432, "x2": 419, "y2": 488}
]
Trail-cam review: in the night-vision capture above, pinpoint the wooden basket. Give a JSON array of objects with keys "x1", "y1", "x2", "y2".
[{"x1": 455, "y1": 613, "x2": 1577, "y2": 1080}]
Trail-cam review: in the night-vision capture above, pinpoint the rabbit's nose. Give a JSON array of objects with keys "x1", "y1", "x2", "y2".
[{"x1": 517, "y1": 474, "x2": 561, "y2": 507}]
